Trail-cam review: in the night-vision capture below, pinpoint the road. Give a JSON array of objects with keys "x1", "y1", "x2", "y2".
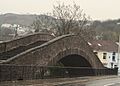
[
  {"x1": 58, "y1": 76, "x2": 120, "y2": 86},
  {"x1": 0, "y1": 76, "x2": 119, "y2": 86},
  {"x1": 85, "y1": 77, "x2": 120, "y2": 86}
]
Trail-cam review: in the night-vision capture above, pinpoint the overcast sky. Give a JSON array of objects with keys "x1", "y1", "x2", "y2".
[{"x1": 0, "y1": 0, "x2": 120, "y2": 20}]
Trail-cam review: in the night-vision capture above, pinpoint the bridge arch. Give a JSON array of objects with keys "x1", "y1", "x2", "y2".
[
  {"x1": 48, "y1": 49, "x2": 96, "y2": 77},
  {"x1": 48, "y1": 49, "x2": 97, "y2": 68},
  {"x1": 58, "y1": 54, "x2": 92, "y2": 67}
]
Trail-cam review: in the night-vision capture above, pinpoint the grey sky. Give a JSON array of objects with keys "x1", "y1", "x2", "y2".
[{"x1": 0, "y1": 0, "x2": 120, "y2": 20}]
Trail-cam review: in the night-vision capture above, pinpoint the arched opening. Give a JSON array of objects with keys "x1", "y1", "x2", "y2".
[
  {"x1": 51, "y1": 54, "x2": 95, "y2": 77},
  {"x1": 58, "y1": 54, "x2": 92, "y2": 67}
]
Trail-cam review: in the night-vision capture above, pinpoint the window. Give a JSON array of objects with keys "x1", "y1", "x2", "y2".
[
  {"x1": 112, "y1": 52, "x2": 116, "y2": 55},
  {"x1": 114, "y1": 65, "x2": 117, "y2": 68},
  {"x1": 112, "y1": 52, "x2": 116, "y2": 61},
  {"x1": 98, "y1": 43, "x2": 102, "y2": 46},
  {"x1": 88, "y1": 42, "x2": 92, "y2": 45},
  {"x1": 112, "y1": 56, "x2": 115, "y2": 61},
  {"x1": 103, "y1": 53, "x2": 107, "y2": 59}
]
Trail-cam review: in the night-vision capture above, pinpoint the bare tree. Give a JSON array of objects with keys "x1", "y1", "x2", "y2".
[
  {"x1": 31, "y1": 15, "x2": 54, "y2": 33},
  {"x1": 31, "y1": 2, "x2": 95, "y2": 40},
  {"x1": 52, "y1": 3, "x2": 86, "y2": 35}
]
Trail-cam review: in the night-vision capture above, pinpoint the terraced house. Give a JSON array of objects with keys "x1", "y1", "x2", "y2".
[{"x1": 88, "y1": 40, "x2": 119, "y2": 69}]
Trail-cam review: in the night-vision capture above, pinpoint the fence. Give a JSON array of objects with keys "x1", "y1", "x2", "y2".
[{"x1": 0, "y1": 64, "x2": 118, "y2": 82}]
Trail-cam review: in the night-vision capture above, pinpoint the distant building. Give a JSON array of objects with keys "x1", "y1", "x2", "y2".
[
  {"x1": 1, "y1": 23, "x2": 12, "y2": 28},
  {"x1": 88, "y1": 40, "x2": 119, "y2": 69},
  {"x1": 0, "y1": 23, "x2": 33, "y2": 41}
]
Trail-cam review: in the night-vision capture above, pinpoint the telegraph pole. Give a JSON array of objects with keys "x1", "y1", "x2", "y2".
[
  {"x1": 14, "y1": 24, "x2": 18, "y2": 38},
  {"x1": 118, "y1": 35, "x2": 120, "y2": 75}
]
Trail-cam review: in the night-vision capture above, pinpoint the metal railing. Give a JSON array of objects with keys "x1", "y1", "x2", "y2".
[{"x1": 0, "y1": 64, "x2": 118, "y2": 82}]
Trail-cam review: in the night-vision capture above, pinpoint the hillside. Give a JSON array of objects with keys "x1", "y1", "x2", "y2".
[
  {"x1": 0, "y1": 13, "x2": 37, "y2": 26},
  {"x1": 0, "y1": 13, "x2": 120, "y2": 41},
  {"x1": 91, "y1": 19, "x2": 120, "y2": 41}
]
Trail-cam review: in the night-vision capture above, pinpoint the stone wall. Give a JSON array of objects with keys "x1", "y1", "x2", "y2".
[
  {"x1": 0, "y1": 64, "x2": 44, "y2": 81},
  {"x1": 0, "y1": 64, "x2": 118, "y2": 81},
  {"x1": 0, "y1": 33, "x2": 54, "y2": 53},
  {"x1": 0, "y1": 41, "x2": 46, "y2": 60}
]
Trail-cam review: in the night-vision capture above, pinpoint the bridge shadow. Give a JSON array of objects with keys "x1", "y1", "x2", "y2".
[
  {"x1": 51, "y1": 54, "x2": 94, "y2": 77},
  {"x1": 59, "y1": 54, "x2": 92, "y2": 67}
]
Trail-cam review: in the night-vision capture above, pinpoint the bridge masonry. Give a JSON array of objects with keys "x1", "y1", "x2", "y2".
[
  {"x1": 0, "y1": 34, "x2": 118, "y2": 81},
  {"x1": 1, "y1": 34, "x2": 104, "y2": 68},
  {"x1": 0, "y1": 33, "x2": 54, "y2": 54},
  {"x1": 0, "y1": 33, "x2": 54, "y2": 60}
]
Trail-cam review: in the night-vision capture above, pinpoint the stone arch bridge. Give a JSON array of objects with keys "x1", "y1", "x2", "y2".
[
  {"x1": 1, "y1": 34, "x2": 103, "y2": 68},
  {"x1": 0, "y1": 33, "x2": 118, "y2": 81}
]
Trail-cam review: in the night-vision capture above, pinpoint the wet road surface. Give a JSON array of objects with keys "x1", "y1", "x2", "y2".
[{"x1": 59, "y1": 76, "x2": 120, "y2": 86}]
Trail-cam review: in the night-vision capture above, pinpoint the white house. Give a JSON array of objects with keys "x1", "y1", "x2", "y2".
[
  {"x1": 1, "y1": 23, "x2": 12, "y2": 28},
  {"x1": 0, "y1": 23, "x2": 33, "y2": 39},
  {"x1": 88, "y1": 40, "x2": 119, "y2": 69}
]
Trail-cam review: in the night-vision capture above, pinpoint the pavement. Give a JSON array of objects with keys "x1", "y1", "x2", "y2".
[
  {"x1": 0, "y1": 75, "x2": 119, "y2": 86},
  {"x1": 85, "y1": 76, "x2": 120, "y2": 86}
]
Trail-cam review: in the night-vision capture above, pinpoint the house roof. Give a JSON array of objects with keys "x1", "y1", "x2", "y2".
[{"x1": 88, "y1": 40, "x2": 118, "y2": 52}]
